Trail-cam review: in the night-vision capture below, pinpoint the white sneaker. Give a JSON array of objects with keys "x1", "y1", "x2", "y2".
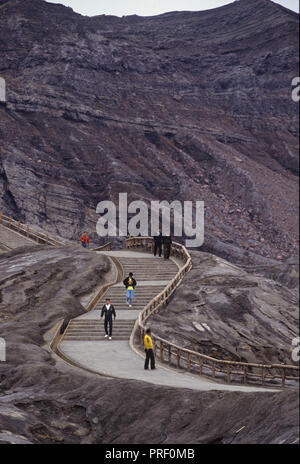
[
  {"x1": 129, "y1": 304, "x2": 132, "y2": 307},
  {"x1": 109, "y1": 336, "x2": 112, "y2": 340},
  {"x1": 104, "y1": 334, "x2": 108, "y2": 338}
]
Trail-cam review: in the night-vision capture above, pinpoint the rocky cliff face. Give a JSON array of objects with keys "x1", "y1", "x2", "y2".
[{"x1": 0, "y1": 0, "x2": 298, "y2": 261}]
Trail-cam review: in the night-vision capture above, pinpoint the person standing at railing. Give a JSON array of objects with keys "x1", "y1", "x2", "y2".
[
  {"x1": 163, "y1": 234, "x2": 172, "y2": 259},
  {"x1": 153, "y1": 228, "x2": 163, "y2": 257},
  {"x1": 80, "y1": 232, "x2": 90, "y2": 249},
  {"x1": 123, "y1": 272, "x2": 137, "y2": 307},
  {"x1": 144, "y1": 328, "x2": 155, "y2": 370}
]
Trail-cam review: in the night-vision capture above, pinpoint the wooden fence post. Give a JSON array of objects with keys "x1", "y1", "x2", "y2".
[
  {"x1": 212, "y1": 361, "x2": 216, "y2": 378},
  {"x1": 282, "y1": 368, "x2": 286, "y2": 388},
  {"x1": 177, "y1": 349, "x2": 180, "y2": 368},
  {"x1": 261, "y1": 367, "x2": 265, "y2": 385},
  {"x1": 139, "y1": 328, "x2": 142, "y2": 344},
  {"x1": 187, "y1": 353, "x2": 191, "y2": 372},
  {"x1": 199, "y1": 357, "x2": 203, "y2": 375},
  {"x1": 227, "y1": 364, "x2": 231, "y2": 383},
  {"x1": 243, "y1": 366, "x2": 247, "y2": 385},
  {"x1": 160, "y1": 341, "x2": 163, "y2": 362}
]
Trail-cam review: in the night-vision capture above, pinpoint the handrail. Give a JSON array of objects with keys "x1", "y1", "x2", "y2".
[
  {"x1": 0, "y1": 212, "x2": 65, "y2": 246},
  {"x1": 92, "y1": 242, "x2": 112, "y2": 252},
  {"x1": 126, "y1": 236, "x2": 299, "y2": 388}
]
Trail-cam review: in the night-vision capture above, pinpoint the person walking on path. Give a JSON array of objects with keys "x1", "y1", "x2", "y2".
[
  {"x1": 163, "y1": 234, "x2": 172, "y2": 260},
  {"x1": 144, "y1": 328, "x2": 155, "y2": 370},
  {"x1": 80, "y1": 232, "x2": 90, "y2": 249},
  {"x1": 100, "y1": 298, "x2": 116, "y2": 340},
  {"x1": 153, "y1": 228, "x2": 163, "y2": 257},
  {"x1": 123, "y1": 272, "x2": 137, "y2": 307}
]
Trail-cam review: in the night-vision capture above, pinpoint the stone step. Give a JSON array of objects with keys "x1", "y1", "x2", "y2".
[
  {"x1": 63, "y1": 336, "x2": 130, "y2": 341},
  {"x1": 97, "y1": 298, "x2": 155, "y2": 303},
  {"x1": 96, "y1": 303, "x2": 149, "y2": 308},
  {"x1": 101, "y1": 290, "x2": 164, "y2": 294},
  {"x1": 99, "y1": 291, "x2": 159, "y2": 295},
  {"x1": 121, "y1": 267, "x2": 177, "y2": 271},
  {"x1": 121, "y1": 264, "x2": 176, "y2": 266},
  {"x1": 68, "y1": 323, "x2": 134, "y2": 328},
  {"x1": 98, "y1": 297, "x2": 152, "y2": 301},
  {"x1": 97, "y1": 306, "x2": 151, "y2": 310},
  {"x1": 120, "y1": 259, "x2": 176, "y2": 264},
  {"x1": 121, "y1": 269, "x2": 176, "y2": 273},
  {"x1": 121, "y1": 270, "x2": 176, "y2": 273},
  {"x1": 99, "y1": 294, "x2": 161, "y2": 297},
  {"x1": 121, "y1": 263, "x2": 177, "y2": 267},
  {"x1": 95, "y1": 308, "x2": 144, "y2": 311},
  {"x1": 69, "y1": 322, "x2": 135, "y2": 327},
  {"x1": 103, "y1": 286, "x2": 166, "y2": 290},
  {"x1": 99, "y1": 296, "x2": 157, "y2": 299},
  {"x1": 64, "y1": 330, "x2": 131, "y2": 340},
  {"x1": 69, "y1": 325, "x2": 134, "y2": 328},
  {"x1": 97, "y1": 304, "x2": 151, "y2": 309}
]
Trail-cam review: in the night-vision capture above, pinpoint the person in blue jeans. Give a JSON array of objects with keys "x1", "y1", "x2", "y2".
[{"x1": 123, "y1": 272, "x2": 137, "y2": 307}]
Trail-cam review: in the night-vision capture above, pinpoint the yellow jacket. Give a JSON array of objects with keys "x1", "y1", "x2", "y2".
[{"x1": 144, "y1": 334, "x2": 153, "y2": 350}]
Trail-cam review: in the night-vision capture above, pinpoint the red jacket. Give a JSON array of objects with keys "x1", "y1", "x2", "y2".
[{"x1": 80, "y1": 234, "x2": 89, "y2": 244}]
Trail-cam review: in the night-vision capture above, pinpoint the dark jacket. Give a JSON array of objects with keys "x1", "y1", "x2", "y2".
[
  {"x1": 153, "y1": 233, "x2": 163, "y2": 245},
  {"x1": 123, "y1": 276, "x2": 137, "y2": 288},
  {"x1": 101, "y1": 304, "x2": 116, "y2": 319},
  {"x1": 163, "y1": 235, "x2": 172, "y2": 246}
]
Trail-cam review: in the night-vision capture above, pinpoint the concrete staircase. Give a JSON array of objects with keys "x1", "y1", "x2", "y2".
[
  {"x1": 59, "y1": 249, "x2": 277, "y2": 392},
  {"x1": 117, "y1": 256, "x2": 178, "y2": 281},
  {"x1": 62, "y1": 252, "x2": 179, "y2": 342},
  {"x1": 96, "y1": 285, "x2": 168, "y2": 310},
  {"x1": 63, "y1": 319, "x2": 135, "y2": 341}
]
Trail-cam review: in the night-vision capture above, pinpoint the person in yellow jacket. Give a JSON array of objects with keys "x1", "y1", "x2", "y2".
[{"x1": 144, "y1": 328, "x2": 155, "y2": 370}]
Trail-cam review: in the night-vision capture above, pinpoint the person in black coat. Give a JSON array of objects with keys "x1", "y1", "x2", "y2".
[
  {"x1": 153, "y1": 228, "x2": 163, "y2": 257},
  {"x1": 100, "y1": 298, "x2": 116, "y2": 339},
  {"x1": 163, "y1": 234, "x2": 172, "y2": 260}
]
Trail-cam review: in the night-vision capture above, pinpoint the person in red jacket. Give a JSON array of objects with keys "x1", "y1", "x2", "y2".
[{"x1": 80, "y1": 232, "x2": 90, "y2": 248}]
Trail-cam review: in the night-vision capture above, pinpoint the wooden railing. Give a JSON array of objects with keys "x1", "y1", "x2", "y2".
[
  {"x1": 126, "y1": 236, "x2": 299, "y2": 388},
  {"x1": 0, "y1": 212, "x2": 64, "y2": 246},
  {"x1": 92, "y1": 242, "x2": 112, "y2": 252}
]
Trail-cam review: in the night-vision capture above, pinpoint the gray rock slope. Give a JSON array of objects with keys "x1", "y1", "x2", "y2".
[{"x1": 150, "y1": 251, "x2": 299, "y2": 365}]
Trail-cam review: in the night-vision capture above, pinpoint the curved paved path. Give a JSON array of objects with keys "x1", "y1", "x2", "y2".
[{"x1": 59, "y1": 250, "x2": 276, "y2": 393}]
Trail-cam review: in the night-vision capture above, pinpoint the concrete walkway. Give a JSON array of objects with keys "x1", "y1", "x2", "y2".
[
  {"x1": 59, "y1": 250, "x2": 277, "y2": 392},
  {"x1": 60, "y1": 340, "x2": 275, "y2": 392}
]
